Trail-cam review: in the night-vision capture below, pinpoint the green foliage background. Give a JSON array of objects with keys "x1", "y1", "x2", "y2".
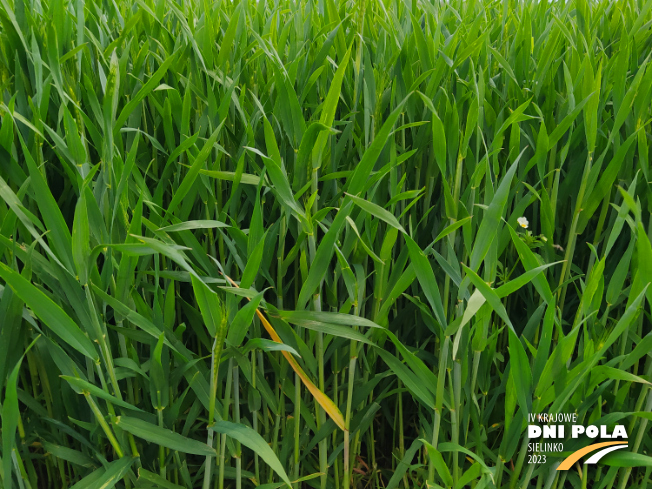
[{"x1": 0, "y1": 0, "x2": 651, "y2": 488}]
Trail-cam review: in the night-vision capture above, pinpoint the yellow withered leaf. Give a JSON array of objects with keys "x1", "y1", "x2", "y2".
[{"x1": 223, "y1": 274, "x2": 347, "y2": 432}]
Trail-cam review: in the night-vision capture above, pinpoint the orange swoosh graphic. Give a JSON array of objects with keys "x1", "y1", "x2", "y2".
[{"x1": 557, "y1": 442, "x2": 627, "y2": 470}]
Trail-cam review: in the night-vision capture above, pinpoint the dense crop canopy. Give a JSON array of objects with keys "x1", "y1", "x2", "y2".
[{"x1": 0, "y1": 0, "x2": 651, "y2": 488}]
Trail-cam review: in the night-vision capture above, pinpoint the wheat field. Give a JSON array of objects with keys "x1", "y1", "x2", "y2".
[{"x1": 0, "y1": 0, "x2": 651, "y2": 488}]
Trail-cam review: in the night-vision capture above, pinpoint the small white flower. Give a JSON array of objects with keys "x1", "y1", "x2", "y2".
[{"x1": 517, "y1": 217, "x2": 529, "y2": 229}]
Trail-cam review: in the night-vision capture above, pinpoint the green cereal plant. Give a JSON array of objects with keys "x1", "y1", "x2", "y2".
[{"x1": 0, "y1": 0, "x2": 651, "y2": 488}]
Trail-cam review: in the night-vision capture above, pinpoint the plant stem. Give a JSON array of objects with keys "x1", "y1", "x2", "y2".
[{"x1": 203, "y1": 315, "x2": 227, "y2": 489}]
